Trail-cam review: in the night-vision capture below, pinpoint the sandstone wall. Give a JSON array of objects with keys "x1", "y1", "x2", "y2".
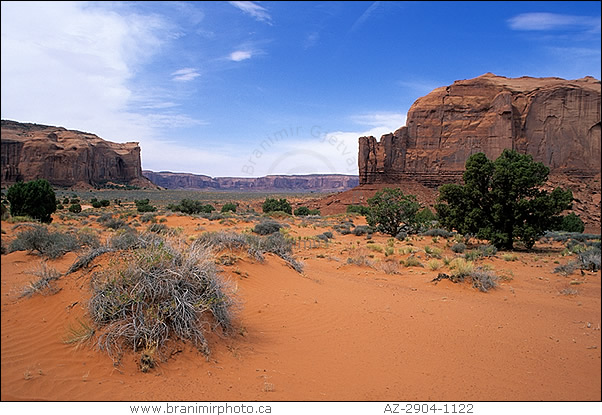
[
  {"x1": 1, "y1": 120, "x2": 152, "y2": 188},
  {"x1": 359, "y1": 73, "x2": 601, "y2": 186}
]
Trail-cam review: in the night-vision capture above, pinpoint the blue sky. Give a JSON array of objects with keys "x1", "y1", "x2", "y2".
[{"x1": 2, "y1": 1, "x2": 600, "y2": 177}]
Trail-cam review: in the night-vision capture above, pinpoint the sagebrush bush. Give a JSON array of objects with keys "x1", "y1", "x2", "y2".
[
  {"x1": 9, "y1": 225, "x2": 81, "y2": 258},
  {"x1": 253, "y1": 221, "x2": 282, "y2": 235},
  {"x1": 21, "y1": 262, "x2": 61, "y2": 297},
  {"x1": 89, "y1": 236, "x2": 235, "y2": 365},
  {"x1": 578, "y1": 248, "x2": 600, "y2": 272}
]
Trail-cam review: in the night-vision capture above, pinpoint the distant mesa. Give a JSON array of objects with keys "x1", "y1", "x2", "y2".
[
  {"x1": 142, "y1": 170, "x2": 359, "y2": 193},
  {"x1": 1, "y1": 120, "x2": 154, "y2": 189}
]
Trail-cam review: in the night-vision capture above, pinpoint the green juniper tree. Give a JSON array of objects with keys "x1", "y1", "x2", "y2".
[
  {"x1": 366, "y1": 187, "x2": 420, "y2": 236},
  {"x1": 436, "y1": 149, "x2": 573, "y2": 250},
  {"x1": 6, "y1": 179, "x2": 57, "y2": 223}
]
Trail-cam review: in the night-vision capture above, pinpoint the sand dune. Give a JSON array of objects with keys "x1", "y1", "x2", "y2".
[{"x1": 1, "y1": 213, "x2": 600, "y2": 401}]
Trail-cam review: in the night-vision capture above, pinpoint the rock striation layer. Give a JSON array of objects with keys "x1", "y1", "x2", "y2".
[
  {"x1": 1, "y1": 120, "x2": 153, "y2": 188},
  {"x1": 143, "y1": 170, "x2": 359, "y2": 192},
  {"x1": 359, "y1": 73, "x2": 601, "y2": 187}
]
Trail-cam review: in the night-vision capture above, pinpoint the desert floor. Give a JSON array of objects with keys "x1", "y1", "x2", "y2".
[{"x1": 1, "y1": 203, "x2": 600, "y2": 402}]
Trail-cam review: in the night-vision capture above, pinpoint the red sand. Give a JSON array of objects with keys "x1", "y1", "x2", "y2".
[{"x1": 1, "y1": 214, "x2": 600, "y2": 401}]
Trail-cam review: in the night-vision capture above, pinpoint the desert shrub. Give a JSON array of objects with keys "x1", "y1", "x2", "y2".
[
  {"x1": 424, "y1": 245, "x2": 442, "y2": 258},
  {"x1": 63, "y1": 197, "x2": 70, "y2": 205},
  {"x1": 380, "y1": 260, "x2": 399, "y2": 274},
  {"x1": 167, "y1": 199, "x2": 215, "y2": 215},
  {"x1": 294, "y1": 206, "x2": 311, "y2": 216},
  {"x1": 557, "y1": 213, "x2": 585, "y2": 233},
  {"x1": 109, "y1": 230, "x2": 142, "y2": 251},
  {"x1": 367, "y1": 244, "x2": 383, "y2": 253},
  {"x1": 316, "y1": 232, "x2": 331, "y2": 241},
  {"x1": 262, "y1": 198, "x2": 292, "y2": 214},
  {"x1": 100, "y1": 199, "x2": 110, "y2": 207},
  {"x1": 451, "y1": 243, "x2": 466, "y2": 253},
  {"x1": 221, "y1": 202, "x2": 237, "y2": 213},
  {"x1": 69, "y1": 203, "x2": 82, "y2": 214},
  {"x1": 352, "y1": 225, "x2": 372, "y2": 236},
  {"x1": 477, "y1": 244, "x2": 498, "y2": 257},
  {"x1": 253, "y1": 221, "x2": 282, "y2": 235},
  {"x1": 89, "y1": 237, "x2": 235, "y2": 365},
  {"x1": 140, "y1": 213, "x2": 157, "y2": 223},
  {"x1": 578, "y1": 248, "x2": 601, "y2": 272},
  {"x1": 432, "y1": 264, "x2": 497, "y2": 292},
  {"x1": 421, "y1": 228, "x2": 454, "y2": 238},
  {"x1": 553, "y1": 261, "x2": 579, "y2": 276},
  {"x1": 449, "y1": 258, "x2": 475, "y2": 279},
  {"x1": 395, "y1": 230, "x2": 408, "y2": 241},
  {"x1": 105, "y1": 217, "x2": 128, "y2": 230},
  {"x1": 502, "y1": 253, "x2": 518, "y2": 262},
  {"x1": 9, "y1": 225, "x2": 81, "y2": 258},
  {"x1": 346, "y1": 204, "x2": 370, "y2": 215},
  {"x1": 403, "y1": 255, "x2": 423, "y2": 267},
  {"x1": 366, "y1": 188, "x2": 420, "y2": 236},
  {"x1": 428, "y1": 259, "x2": 443, "y2": 271},
  {"x1": 148, "y1": 223, "x2": 169, "y2": 234},
  {"x1": 468, "y1": 267, "x2": 498, "y2": 292},
  {"x1": 92, "y1": 201, "x2": 102, "y2": 208},
  {"x1": 7, "y1": 179, "x2": 57, "y2": 223},
  {"x1": 21, "y1": 262, "x2": 61, "y2": 297},
  {"x1": 77, "y1": 228, "x2": 100, "y2": 249},
  {"x1": 135, "y1": 199, "x2": 156, "y2": 213},
  {"x1": 198, "y1": 231, "x2": 302, "y2": 272}
]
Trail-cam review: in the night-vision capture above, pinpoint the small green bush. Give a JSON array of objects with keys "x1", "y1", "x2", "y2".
[
  {"x1": 346, "y1": 205, "x2": 370, "y2": 215},
  {"x1": 135, "y1": 199, "x2": 156, "y2": 213},
  {"x1": 253, "y1": 221, "x2": 282, "y2": 235},
  {"x1": 69, "y1": 203, "x2": 82, "y2": 214},
  {"x1": 221, "y1": 202, "x2": 237, "y2": 213},
  {"x1": 262, "y1": 198, "x2": 292, "y2": 214},
  {"x1": 451, "y1": 243, "x2": 466, "y2": 253}
]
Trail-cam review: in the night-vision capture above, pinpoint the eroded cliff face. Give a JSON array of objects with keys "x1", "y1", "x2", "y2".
[
  {"x1": 143, "y1": 170, "x2": 359, "y2": 192},
  {"x1": 359, "y1": 73, "x2": 601, "y2": 186},
  {"x1": 1, "y1": 120, "x2": 153, "y2": 188}
]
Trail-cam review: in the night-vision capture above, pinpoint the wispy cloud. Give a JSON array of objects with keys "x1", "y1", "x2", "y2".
[
  {"x1": 229, "y1": 50, "x2": 253, "y2": 61},
  {"x1": 508, "y1": 12, "x2": 601, "y2": 32},
  {"x1": 171, "y1": 67, "x2": 201, "y2": 82},
  {"x1": 350, "y1": 112, "x2": 406, "y2": 130},
  {"x1": 229, "y1": 1, "x2": 272, "y2": 25},
  {"x1": 350, "y1": 1, "x2": 381, "y2": 32}
]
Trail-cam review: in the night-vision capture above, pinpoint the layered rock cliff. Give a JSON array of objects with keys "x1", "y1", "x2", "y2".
[
  {"x1": 143, "y1": 170, "x2": 358, "y2": 192},
  {"x1": 1, "y1": 120, "x2": 153, "y2": 188},
  {"x1": 359, "y1": 73, "x2": 601, "y2": 186}
]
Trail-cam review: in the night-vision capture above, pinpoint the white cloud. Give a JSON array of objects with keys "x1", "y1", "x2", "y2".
[
  {"x1": 508, "y1": 12, "x2": 601, "y2": 32},
  {"x1": 350, "y1": 112, "x2": 406, "y2": 130},
  {"x1": 171, "y1": 67, "x2": 201, "y2": 81},
  {"x1": 0, "y1": 1, "x2": 210, "y2": 172},
  {"x1": 229, "y1": 1, "x2": 272, "y2": 25},
  {"x1": 229, "y1": 50, "x2": 253, "y2": 61}
]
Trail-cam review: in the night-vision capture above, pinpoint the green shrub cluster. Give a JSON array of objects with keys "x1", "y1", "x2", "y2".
[
  {"x1": 167, "y1": 199, "x2": 214, "y2": 215},
  {"x1": 262, "y1": 198, "x2": 292, "y2": 214}
]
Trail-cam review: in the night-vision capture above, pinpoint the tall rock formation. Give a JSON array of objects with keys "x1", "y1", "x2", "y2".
[
  {"x1": 1, "y1": 120, "x2": 153, "y2": 188},
  {"x1": 359, "y1": 73, "x2": 601, "y2": 186}
]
